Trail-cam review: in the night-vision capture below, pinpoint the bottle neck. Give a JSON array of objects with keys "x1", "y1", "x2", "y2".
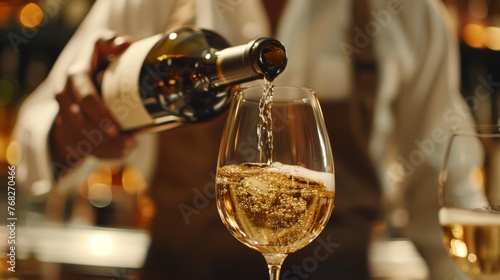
[
  {"x1": 213, "y1": 44, "x2": 260, "y2": 87},
  {"x1": 214, "y1": 37, "x2": 287, "y2": 87}
]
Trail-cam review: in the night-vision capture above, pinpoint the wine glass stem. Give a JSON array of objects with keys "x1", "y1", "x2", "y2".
[
  {"x1": 268, "y1": 265, "x2": 281, "y2": 280},
  {"x1": 264, "y1": 253, "x2": 287, "y2": 280}
]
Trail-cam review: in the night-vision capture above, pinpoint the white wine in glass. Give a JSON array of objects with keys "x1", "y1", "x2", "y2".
[
  {"x1": 439, "y1": 126, "x2": 500, "y2": 280},
  {"x1": 216, "y1": 85, "x2": 335, "y2": 280}
]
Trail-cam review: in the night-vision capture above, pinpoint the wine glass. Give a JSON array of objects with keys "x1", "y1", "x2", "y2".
[
  {"x1": 438, "y1": 126, "x2": 500, "y2": 280},
  {"x1": 215, "y1": 85, "x2": 335, "y2": 279}
]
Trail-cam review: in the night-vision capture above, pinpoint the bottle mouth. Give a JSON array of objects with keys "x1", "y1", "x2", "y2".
[{"x1": 249, "y1": 38, "x2": 288, "y2": 81}]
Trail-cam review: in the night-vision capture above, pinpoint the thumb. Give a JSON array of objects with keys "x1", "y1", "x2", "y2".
[{"x1": 91, "y1": 32, "x2": 134, "y2": 74}]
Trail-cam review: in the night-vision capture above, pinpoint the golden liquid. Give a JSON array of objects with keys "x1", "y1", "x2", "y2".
[
  {"x1": 257, "y1": 80, "x2": 274, "y2": 163},
  {"x1": 442, "y1": 224, "x2": 500, "y2": 280},
  {"x1": 216, "y1": 163, "x2": 335, "y2": 254}
]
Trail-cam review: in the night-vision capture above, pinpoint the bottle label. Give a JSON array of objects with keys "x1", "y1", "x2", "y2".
[{"x1": 101, "y1": 34, "x2": 163, "y2": 131}]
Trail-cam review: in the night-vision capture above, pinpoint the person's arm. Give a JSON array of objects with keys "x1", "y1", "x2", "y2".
[
  {"x1": 13, "y1": 0, "x2": 194, "y2": 196},
  {"x1": 13, "y1": 0, "x2": 127, "y2": 196},
  {"x1": 49, "y1": 35, "x2": 137, "y2": 177},
  {"x1": 372, "y1": 1, "x2": 470, "y2": 279}
]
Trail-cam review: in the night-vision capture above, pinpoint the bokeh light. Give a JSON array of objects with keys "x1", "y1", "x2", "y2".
[
  {"x1": 122, "y1": 165, "x2": 147, "y2": 195},
  {"x1": 484, "y1": 26, "x2": 500, "y2": 51},
  {"x1": 88, "y1": 183, "x2": 113, "y2": 208},
  {"x1": 87, "y1": 164, "x2": 113, "y2": 186},
  {"x1": 449, "y1": 239, "x2": 468, "y2": 258},
  {"x1": 6, "y1": 140, "x2": 20, "y2": 165},
  {"x1": 18, "y1": 3, "x2": 44, "y2": 28},
  {"x1": 463, "y1": 23, "x2": 486, "y2": 49}
]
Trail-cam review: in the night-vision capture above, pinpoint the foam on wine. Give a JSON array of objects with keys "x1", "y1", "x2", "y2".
[
  {"x1": 439, "y1": 207, "x2": 500, "y2": 225},
  {"x1": 268, "y1": 162, "x2": 335, "y2": 191}
]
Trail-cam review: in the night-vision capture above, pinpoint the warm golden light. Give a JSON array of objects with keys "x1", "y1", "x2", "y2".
[
  {"x1": 0, "y1": 137, "x2": 6, "y2": 162},
  {"x1": 6, "y1": 141, "x2": 20, "y2": 165},
  {"x1": 18, "y1": 3, "x2": 44, "y2": 28},
  {"x1": 463, "y1": 23, "x2": 485, "y2": 49},
  {"x1": 88, "y1": 183, "x2": 113, "y2": 208},
  {"x1": 484, "y1": 27, "x2": 500, "y2": 51},
  {"x1": 169, "y1": 32, "x2": 178, "y2": 40},
  {"x1": 122, "y1": 165, "x2": 147, "y2": 195},
  {"x1": 138, "y1": 195, "x2": 156, "y2": 219},
  {"x1": 450, "y1": 239, "x2": 468, "y2": 258},
  {"x1": 85, "y1": 164, "x2": 114, "y2": 207},
  {"x1": 88, "y1": 234, "x2": 114, "y2": 256},
  {"x1": 87, "y1": 163, "x2": 113, "y2": 186},
  {"x1": 468, "y1": 253, "x2": 477, "y2": 263},
  {"x1": 0, "y1": 2, "x2": 13, "y2": 27},
  {"x1": 451, "y1": 224, "x2": 464, "y2": 239},
  {"x1": 469, "y1": 166, "x2": 485, "y2": 191}
]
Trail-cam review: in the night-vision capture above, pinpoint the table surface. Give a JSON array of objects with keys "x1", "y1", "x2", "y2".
[{"x1": 11, "y1": 224, "x2": 429, "y2": 279}]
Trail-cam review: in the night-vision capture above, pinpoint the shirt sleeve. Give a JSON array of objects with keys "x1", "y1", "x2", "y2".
[
  {"x1": 373, "y1": 1, "x2": 471, "y2": 279},
  {"x1": 13, "y1": 0, "x2": 115, "y2": 197},
  {"x1": 13, "y1": 0, "x2": 191, "y2": 197}
]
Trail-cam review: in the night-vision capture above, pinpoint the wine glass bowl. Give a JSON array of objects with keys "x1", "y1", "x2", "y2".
[
  {"x1": 216, "y1": 85, "x2": 335, "y2": 279},
  {"x1": 439, "y1": 126, "x2": 500, "y2": 280}
]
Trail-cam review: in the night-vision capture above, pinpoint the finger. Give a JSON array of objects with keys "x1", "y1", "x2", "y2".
[
  {"x1": 56, "y1": 90, "x2": 138, "y2": 160},
  {"x1": 92, "y1": 33, "x2": 133, "y2": 73},
  {"x1": 65, "y1": 70, "x2": 99, "y2": 102},
  {"x1": 58, "y1": 72, "x2": 120, "y2": 136},
  {"x1": 79, "y1": 93, "x2": 121, "y2": 137},
  {"x1": 64, "y1": 71, "x2": 118, "y2": 133},
  {"x1": 55, "y1": 91, "x2": 84, "y2": 126}
]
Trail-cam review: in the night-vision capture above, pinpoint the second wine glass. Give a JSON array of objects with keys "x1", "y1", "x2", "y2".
[
  {"x1": 439, "y1": 126, "x2": 500, "y2": 280},
  {"x1": 215, "y1": 85, "x2": 335, "y2": 280}
]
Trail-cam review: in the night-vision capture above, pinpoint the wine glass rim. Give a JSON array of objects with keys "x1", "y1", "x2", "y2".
[
  {"x1": 236, "y1": 84, "x2": 316, "y2": 102},
  {"x1": 449, "y1": 125, "x2": 500, "y2": 137},
  {"x1": 239, "y1": 84, "x2": 314, "y2": 90}
]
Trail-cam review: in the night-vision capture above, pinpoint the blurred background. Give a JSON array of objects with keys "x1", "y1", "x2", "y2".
[
  {"x1": 0, "y1": 0, "x2": 499, "y2": 279},
  {"x1": 0, "y1": 1, "x2": 153, "y2": 279}
]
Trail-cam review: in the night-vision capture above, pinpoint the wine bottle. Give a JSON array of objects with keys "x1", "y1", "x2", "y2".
[{"x1": 100, "y1": 27, "x2": 288, "y2": 133}]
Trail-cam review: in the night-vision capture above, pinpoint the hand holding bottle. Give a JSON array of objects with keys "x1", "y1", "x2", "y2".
[
  {"x1": 50, "y1": 33, "x2": 138, "y2": 173},
  {"x1": 100, "y1": 27, "x2": 287, "y2": 132},
  {"x1": 49, "y1": 27, "x2": 287, "y2": 176}
]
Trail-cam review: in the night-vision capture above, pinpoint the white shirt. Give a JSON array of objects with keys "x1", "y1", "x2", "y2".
[{"x1": 14, "y1": 0, "x2": 472, "y2": 279}]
